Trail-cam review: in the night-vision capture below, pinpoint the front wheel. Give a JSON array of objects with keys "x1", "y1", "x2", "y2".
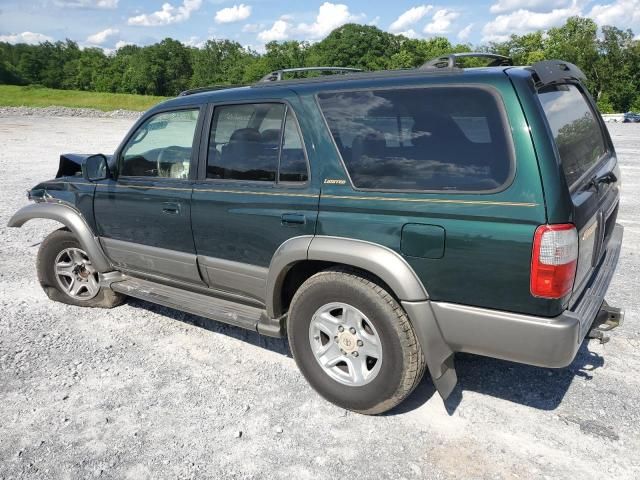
[
  {"x1": 287, "y1": 268, "x2": 425, "y2": 415},
  {"x1": 37, "y1": 229, "x2": 125, "y2": 308}
]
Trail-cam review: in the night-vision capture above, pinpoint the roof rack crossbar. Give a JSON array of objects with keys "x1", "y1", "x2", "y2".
[
  {"x1": 260, "y1": 66, "x2": 362, "y2": 82},
  {"x1": 421, "y1": 53, "x2": 513, "y2": 70}
]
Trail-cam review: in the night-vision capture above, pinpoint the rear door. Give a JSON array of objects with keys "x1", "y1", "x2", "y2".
[
  {"x1": 537, "y1": 83, "x2": 620, "y2": 295},
  {"x1": 190, "y1": 97, "x2": 319, "y2": 303}
]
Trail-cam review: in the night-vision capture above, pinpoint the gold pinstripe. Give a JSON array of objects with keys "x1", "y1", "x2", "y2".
[
  {"x1": 321, "y1": 194, "x2": 538, "y2": 207},
  {"x1": 59, "y1": 182, "x2": 538, "y2": 207}
]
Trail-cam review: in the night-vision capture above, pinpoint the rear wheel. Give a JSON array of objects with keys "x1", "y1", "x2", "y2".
[
  {"x1": 37, "y1": 229, "x2": 125, "y2": 308},
  {"x1": 287, "y1": 267, "x2": 425, "y2": 414}
]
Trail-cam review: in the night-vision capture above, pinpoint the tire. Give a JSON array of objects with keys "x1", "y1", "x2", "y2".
[
  {"x1": 36, "y1": 229, "x2": 125, "y2": 308},
  {"x1": 287, "y1": 267, "x2": 426, "y2": 415}
]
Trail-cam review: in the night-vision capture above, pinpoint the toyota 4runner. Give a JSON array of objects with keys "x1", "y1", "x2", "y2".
[{"x1": 9, "y1": 54, "x2": 624, "y2": 414}]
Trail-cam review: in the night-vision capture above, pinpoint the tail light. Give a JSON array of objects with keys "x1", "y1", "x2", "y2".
[{"x1": 530, "y1": 224, "x2": 578, "y2": 299}]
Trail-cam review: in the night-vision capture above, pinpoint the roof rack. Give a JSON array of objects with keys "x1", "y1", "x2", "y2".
[
  {"x1": 421, "y1": 53, "x2": 513, "y2": 70},
  {"x1": 259, "y1": 67, "x2": 362, "y2": 82},
  {"x1": 178, "y1": 85, "x2": 243, "y2": 96}
]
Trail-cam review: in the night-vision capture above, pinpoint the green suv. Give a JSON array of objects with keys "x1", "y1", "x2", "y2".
[{"x1": 9, "y1": 54, "x2": 624, "y2": 414}]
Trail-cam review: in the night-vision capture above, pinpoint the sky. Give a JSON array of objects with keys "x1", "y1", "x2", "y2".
[{"x1": 0, "y1": 0, "x2": 639, "y2": 53}]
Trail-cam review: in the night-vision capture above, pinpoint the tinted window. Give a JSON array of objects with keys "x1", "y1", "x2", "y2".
[
  {"x1": 279, "y1": 109, "x2": 308, "y2": 182},
  {"x1": 120, "y1": 109, "x2": 199, "y2": 179},
  {"x1": 207, "y1": 103, "x2": 307, "y2": 183},
  {"x1": 538, "y1": 84, "x2": 607, "y2": 187},
  {"x1": 317, "y1": 87, "x2": 512, "y2": 191}
]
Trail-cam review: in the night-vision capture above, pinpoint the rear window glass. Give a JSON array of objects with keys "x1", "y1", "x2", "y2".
[
  {"x1": 538, "y1": 84, "x2": 607, "y2": 187},
  {"x1": 317, "y1": 87, "x2": 512, "y2": 191}
]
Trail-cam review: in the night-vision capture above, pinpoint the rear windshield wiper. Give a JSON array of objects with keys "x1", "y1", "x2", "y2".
[{"x1": 585, "y1": 171, "x2": 617, "y2": 191}]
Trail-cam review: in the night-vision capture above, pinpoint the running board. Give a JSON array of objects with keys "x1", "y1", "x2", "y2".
[{"x1": 110, "y1": 277, "x2": 283, "y2": 335}]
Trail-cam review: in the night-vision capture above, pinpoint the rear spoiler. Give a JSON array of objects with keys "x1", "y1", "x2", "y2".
[{"x1": 528, "y1": 59, "x2": 587, "y2": 88}]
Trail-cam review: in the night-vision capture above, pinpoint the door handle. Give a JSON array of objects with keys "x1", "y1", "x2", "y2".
[
  {"x1": 162, "y1": 202, "x2": 181, "y2": 215},
  {"x1": 281, "y1": 213, "x2": 306, "y2": 226}
]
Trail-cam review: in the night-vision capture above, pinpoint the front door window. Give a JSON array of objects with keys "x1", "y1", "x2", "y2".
[{"x1": 120, "y1": 109, "x2": 199, "y2": 179}]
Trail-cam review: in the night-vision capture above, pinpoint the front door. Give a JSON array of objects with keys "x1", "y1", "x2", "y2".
[
  {"x1": 191, "y1": 99, "x2": 319, "y2": 302},
  {"x1": 94, "y1": 107, "x2": 205, "y2": 284}
]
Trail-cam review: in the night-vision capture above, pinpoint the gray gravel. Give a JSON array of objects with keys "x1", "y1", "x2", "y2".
[
  {"x1": 0, "y1": 106, "x2": 142, "y2": 119},
  {"x1": 0, "y1": 114, "x2": 639, "y2": 480}
]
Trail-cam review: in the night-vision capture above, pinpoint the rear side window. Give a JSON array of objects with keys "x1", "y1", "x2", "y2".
[
  {"x1": 538, "y1": 84, "x2": 607, "y2": 187},
  {"x1": 317, "y1": 87, "x2": 512, "y2": 191},
  {"x1": 207, "y1": 103, "x2": 308, "y2": 183}
]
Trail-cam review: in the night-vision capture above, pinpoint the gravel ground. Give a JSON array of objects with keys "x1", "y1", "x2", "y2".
[
  {"x1": 0, "y1": 114, "x2": 639, "y2": 480},
  {"x1": 0, "y1": 106, "x2": 142, "y2": 119}
]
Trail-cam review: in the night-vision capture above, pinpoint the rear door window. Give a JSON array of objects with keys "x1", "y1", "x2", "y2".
[
  {"x1": 538, "y1": 84, "x2": 608, "y2": 187},
  {"x1": 207, "y1": 103, "x2": 308, "y2": 183},
  {"x1": 317, "y1": 86, "x2": 513, "y2": 191}
]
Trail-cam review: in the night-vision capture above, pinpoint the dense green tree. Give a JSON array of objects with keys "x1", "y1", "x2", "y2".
[
  {"x1": 595, "y1": 26, "x2": 636, "y2": 111},
  {"x1": 191, "y1": 39, "x2": 255, "y2": 86},
  {"x1": 390, "y1": 37, "x2": 470, "y2": 69},
  {"x1": 306, "y1": 24, "x2": 401, "y2": 70},
  {"x1": 485, "y1": 31, "x2": 545, "y2": 65},
  {"x1": 0, "y1": 17, "x2": 639, "y2": 112}
]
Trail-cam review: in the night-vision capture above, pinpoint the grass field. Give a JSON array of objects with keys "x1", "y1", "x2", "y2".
[{"x1": 0, "y1": 85, "x2": 167, "y2": 111}]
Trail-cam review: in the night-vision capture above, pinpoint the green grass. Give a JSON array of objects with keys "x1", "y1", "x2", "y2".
[{"x1": 0, "y1": 85, "x2": 168, "y2": 111}]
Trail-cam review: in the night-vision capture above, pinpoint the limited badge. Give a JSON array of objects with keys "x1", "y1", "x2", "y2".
[{"x1": 323, "y1": 178, "x2": 346, "y2": 185}]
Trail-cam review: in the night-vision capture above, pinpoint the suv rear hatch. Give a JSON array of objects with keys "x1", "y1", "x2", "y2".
[{"x1": 537, "y1": 82, "x2": 621, "y2": 302}]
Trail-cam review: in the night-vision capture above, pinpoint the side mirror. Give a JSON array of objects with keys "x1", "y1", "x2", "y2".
[{"x1": 82, "y1": 154, "x2": 110, "y2": 182}]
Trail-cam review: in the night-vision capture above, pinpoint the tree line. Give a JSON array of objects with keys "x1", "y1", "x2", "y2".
[{"x1": 1, "y1": 16, "x2": 639, "y2": 112}]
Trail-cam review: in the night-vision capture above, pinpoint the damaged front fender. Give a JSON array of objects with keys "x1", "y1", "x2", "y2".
[{"x1": 8, "y1": 203, "x2": 112, "y2": 273}]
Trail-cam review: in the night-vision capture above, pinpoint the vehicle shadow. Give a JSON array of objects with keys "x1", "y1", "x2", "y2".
[
  {"x1": 391, "y1": 340, "x2": 604, "y2": 415},
  {"x1": 126, "y1": 297, "x2": 291, "y2": 357},
  {"x1": 125, "y1": 298, "x2": 604, "y2": 416}
]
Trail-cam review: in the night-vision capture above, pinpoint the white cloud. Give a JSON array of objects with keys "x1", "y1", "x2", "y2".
[
  {"x1": 482, "y1": 1, "x2": 581, "y2": 41},
  {"x1": 588, "y1": 0, "x2": 640, "y2": 27},
  {"x1": 368, "y1": 16, "x2": 381, "y2": 26},
  {"x1": 86, "y1": 27, "x2": 119, "y2": 45},
  {"x1": 489, "y1": 0, "x2": 571, "y2": 14},
  {"x1": 389, "y1": 5, "x2": 433, "y2": 33},
  {"x1": 183, "y1": 36, "x2": 206, "y2": 48},
  {"x1": 54, "y1": 0, "x2": 118, "y2": 8},
  {"x1": 424, "y1": 9, "x2": 459, "y2": 34},
  {"x1": 458, "y1": 23, "x2": 474, "y2": 41},
  {"x1": 296, "y1": 2, "x2": 364, "y2": 39},
  {"x1": 242, "y1": 23, "x2": 263, "y2": 33},
  {"x1": 115, "y1": 40, "x2": 132, "y2": 49},
  {"x1": 258, "y1": 19, "x2": 291, "y2": 42},
  {"x1": 127, "y1": 0, "x2": 202, "y2": 26},
  {"x1": 398, "y1": 29, "x2": 419, "y2": 38},
  {"x1": 0, "y1": 31, "x2": 54, "y2": 44},
  {"x1": 215, "y1": 4, "x2": 252, "y2": 24}
]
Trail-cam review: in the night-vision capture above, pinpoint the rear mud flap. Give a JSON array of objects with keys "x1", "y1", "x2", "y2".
[{"x1": 402, "y1": 300, "x2": 457, "y2": 399}]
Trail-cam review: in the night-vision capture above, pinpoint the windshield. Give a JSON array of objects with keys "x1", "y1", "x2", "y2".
[{"x1": 538, "y1": 84, "x2": 608, "y2": 187}]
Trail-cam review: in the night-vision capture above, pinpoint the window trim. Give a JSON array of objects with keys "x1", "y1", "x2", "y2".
[
  {"x1": 536, "y1": 81, "x2": 615, "y2": 193},
  {"x1": 314, "y1": 83, "x2": 516, "y2": 195},
  {"x1": 199, "y1": 99, "x2": 311, "y2": 188},
  {"x1": 115, "y1": 105, "x2": 203, "y2": 182}
]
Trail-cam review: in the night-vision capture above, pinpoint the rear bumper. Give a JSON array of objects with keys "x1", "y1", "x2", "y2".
[{"x1": 430, "y1": 224, "x2": 624, "y2": 368}]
